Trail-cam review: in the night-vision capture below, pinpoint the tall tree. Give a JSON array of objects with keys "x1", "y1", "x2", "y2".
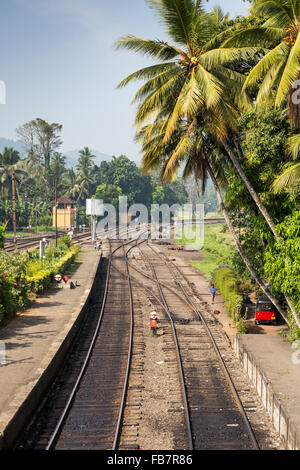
[
  {"x1": 116, "y1": 0, "x2": 282, "y2": 242},
  {"x1": 0, "y1": 147, "x2": 23, "y2": 248},
  {"x1": 63, "y1": 168, "x2": 81, "y2": 201},
  {"x1": 75, "y1": 147, "x2": 95, "y2": 203},
  {"x1": 138, "y1": 116, "x2": 291, "y2": 323},
  {"x1": 16, "y1": 118, "x2": 63, "y2": 170}
]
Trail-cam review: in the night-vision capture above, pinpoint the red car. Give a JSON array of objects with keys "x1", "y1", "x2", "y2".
[{"x1": 255, "y1": 296, "x2": 277, "y2": 325}]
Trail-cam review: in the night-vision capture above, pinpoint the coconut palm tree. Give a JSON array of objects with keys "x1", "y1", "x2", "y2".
[
  {"x1": 63, "y1": 168, "x2": 81, "y2": 201},
  {"x1": 75, "y1": 147, "x2": 95, "y2": 203},
  {"x1": 223, "y1": 0, "x2": 300, "y2": 128},
  {"x1": 0, "y1": 147, "x2": 23, "y2": 248},
  {"x1": 116, "y1": 0, "x2": 283, "y2": 241},
  {"x1": 138, "y1": 116, "x2": 290, "y2": 323}
]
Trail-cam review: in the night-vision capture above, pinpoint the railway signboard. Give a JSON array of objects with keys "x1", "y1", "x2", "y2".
[{"x1": 86, "y1": 199, "x2": 104, "y2": 242}]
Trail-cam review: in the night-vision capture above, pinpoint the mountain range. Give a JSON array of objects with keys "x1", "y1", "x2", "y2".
[{"x1": 0, "y1": 138, "x2": 112, "y2": 168}]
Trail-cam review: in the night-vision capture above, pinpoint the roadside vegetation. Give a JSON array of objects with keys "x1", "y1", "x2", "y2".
[
  {"x1": 213, "y1": 267, "x2": 246, "y2": 334},
  {"x1": 0, "y1": 236, "x2": 79, "y2": 325},
  {"x1": 177, "y1": 224, "x2": 234, "y2": 278}
]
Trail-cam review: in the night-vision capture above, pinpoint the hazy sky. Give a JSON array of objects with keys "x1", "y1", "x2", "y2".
[{"x1": 0, "y1": 0, "x2": 250, "y2": 162}]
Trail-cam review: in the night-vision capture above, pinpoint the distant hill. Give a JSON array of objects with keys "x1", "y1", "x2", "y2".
[
  {"x1": 0, "y1": 138, "x2": 24, "y2": 155},
  {"x1": 0, "y1": 138, "x2": 112, "y2": 167}
]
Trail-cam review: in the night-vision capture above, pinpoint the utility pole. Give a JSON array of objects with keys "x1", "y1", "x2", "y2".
[{"x1": 12, "y1": 168, "x2": 17, "y2": 250}]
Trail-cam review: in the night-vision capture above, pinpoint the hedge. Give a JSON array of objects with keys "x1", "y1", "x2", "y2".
[
  {"x1": 26, "y1": 247, "x2": 80, "y2": 294},
  {"x1": 213, "y1": 267, "x2": 244, "y2": 329}
]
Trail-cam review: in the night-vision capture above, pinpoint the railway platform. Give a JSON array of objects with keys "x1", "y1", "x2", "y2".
[
  {"x1": 233, "y1": 334, "x2": 300, "y2": 450},
  {"x1": 0, "y1": 245, "x2": 101, "y2": 449}
]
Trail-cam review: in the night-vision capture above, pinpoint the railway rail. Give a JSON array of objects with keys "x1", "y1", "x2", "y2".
[
  {"x1": 123, "y1": 240, "x2": 259, "y2": 450},
  {"x1": 4, "y1": 231, "x2": 92, "y2": 253}
]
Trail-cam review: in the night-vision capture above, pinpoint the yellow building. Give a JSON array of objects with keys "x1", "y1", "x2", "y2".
[{"x1": 53, "y1": 196, "x2": 76, "y2": 230}]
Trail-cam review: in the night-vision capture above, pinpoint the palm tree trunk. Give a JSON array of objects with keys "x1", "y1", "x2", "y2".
[
  {"x1": 55, "y1": 179, "x2": 58, "y2": 247},
  {"x1": 224, "y1": 140, "x2": 300, "y2": 326},
  {"x1": 12, "y1": 169, "x2": 17, "y2": 250},
  {"x1": 76, "y1": 187, "x2": 83, "y2": 204},
  {"x1": 284, "y1": 296, "x2": 300, "y2": 326},
  {"x1": 206, "y1": 162, "x2": 290, "y2": 325},
  {"x1": 222, "y1": 139, "x2": 281, "y2": 241}
]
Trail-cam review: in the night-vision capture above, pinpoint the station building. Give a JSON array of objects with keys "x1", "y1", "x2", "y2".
[{"x1": 53, "y1": 196, "x2": 76, "y2": 230}]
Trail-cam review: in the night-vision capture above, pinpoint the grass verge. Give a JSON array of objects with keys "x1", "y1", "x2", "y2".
[{"x1": 177, "y1": 224, "x2": 235, "y2": 278}]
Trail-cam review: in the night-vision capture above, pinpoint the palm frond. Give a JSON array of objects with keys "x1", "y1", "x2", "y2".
[
  {"x1": 117, "y1": 62, "x2": 178, "y2": 89},
  {"x1": 271, "y1": 162, "x2": 300, "y2": 191},
  {"x1": 243, "y1": 40, "x2": 289, "y2": 89},
  {"x1": 134, "y1": 73, "x2": 183, "y2": 127},
  {"x1": 252, "y1": 0, "x2": 294, "y2": 28},
  {"x1": 222, "y1": 26, "x2": 284, "y2": 47},
  {"x1": 200, "y1": 46, "x2": 265, "y2": 69},
  {"x1": 256, "y1": 60, "x2": 286, "y2": 107},
  {"x1": 115, "y1": 35, "x2": 182, "y2": 59},
  {"x1": 286, "y1": 133, "x2": 300, "y2": 159},
  {"x1": 276, "y1": 32, "x2": 300, "y2": 106},
  {"x1": 146, "y1": 0, "x2": 203, "y2": 49}
]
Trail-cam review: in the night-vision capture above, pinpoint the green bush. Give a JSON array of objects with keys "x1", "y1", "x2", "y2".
[
  {"x1": 26, "y1": 268, "x2": 53, "y2": 294},
  {"x1": 213, "y1": 267, "x2": 245, "y2": 329},
  {"x1": 58, "y1": 235, "x2": 72, "y2": 248},
  {"x1": 0, "y1": 251, "x2": 30, "y2": 319},
  {"x1": 0, "y1": 224, "x2": 5, "y2": 249},
  {"x1": 36, "y1": 216, "x2": 52, "y2": 227},
  {"x1": 26, "y1": 246, "x2": 79, "y2": 295},
  {"x1": 0, "y1": 244, "x2": 80, "y2": 324}
]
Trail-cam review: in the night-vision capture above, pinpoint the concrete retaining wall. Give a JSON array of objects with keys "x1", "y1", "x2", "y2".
[
  {"x1": 233, "y1": 335, "x2": 300, "y2": 450},
  {"x1": 0, "y1": 252, "x2": 102, "y2": 450}
]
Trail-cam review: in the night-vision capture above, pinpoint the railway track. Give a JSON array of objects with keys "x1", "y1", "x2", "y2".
[
  {"x1": 124, "y1": 240, "x2": 259, "y2": 450},
  {"x1": 4, "y1": 231, "x2": 92, "y2": 253},
  {"x1": 15, "y1": 231, "x2": 277, "y2": 450},
  {"x1": 17, "y1": 237, "x2": 138, "y2": 450},
  {"x1": 48, "y1": 240, "x2": 134, "y2": 450}
]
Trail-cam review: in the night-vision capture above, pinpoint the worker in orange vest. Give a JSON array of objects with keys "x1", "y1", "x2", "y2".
[{"x1": 150, "y1": 311, "x2": 158, "y2": 335}]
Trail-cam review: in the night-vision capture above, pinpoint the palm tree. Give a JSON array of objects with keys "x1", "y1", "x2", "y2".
[
  {"x1": 63, "y1": 168, "x2": 81, "y2": 201},
  {"x1": 224, "y1": 0, "x2": 300, "y2": 128},
  {"x1": 116, "y1": 0, "x2": 282, "y2": 241},
  {"x1": 75, "y1": 147, "x2": 95, "y2": 203},
  {"x1": 0, "y1": 147, "x2": 23, "y2": 248},
  {"x1": 138, "y1": 116, "x2": 290, "y2": 324}
]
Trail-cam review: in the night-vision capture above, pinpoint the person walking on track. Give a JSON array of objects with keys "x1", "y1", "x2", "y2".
[{"x1": 210, "y1": 285, "x2": 217, "y2": 305}]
